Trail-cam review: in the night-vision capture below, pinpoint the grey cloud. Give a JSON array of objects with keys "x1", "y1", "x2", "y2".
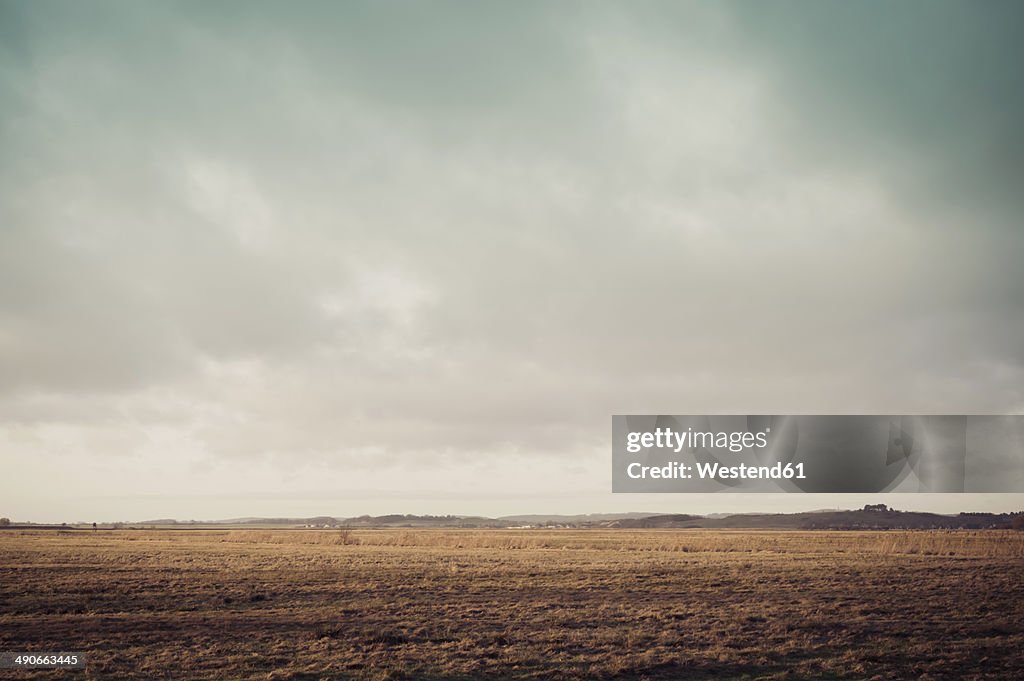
[{"x1": 1, "y1": 1, "x2": 1022, "y2": 520}]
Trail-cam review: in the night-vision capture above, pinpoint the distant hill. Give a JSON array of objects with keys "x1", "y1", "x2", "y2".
[
  {"x1": 121, "y1": 507, "x2": 1022, "y2": 530},
  {"x1": 610, "y1": 509, "x2": 1015, "y2": 530},
  {"x1": 498, "y1": 513, "x2": 658, "y2": 524},
  {"x1": 604, "y1": 514, "x2": 706, "y2": 528},
  {"x1": 341, "y1": 514, "x2": 506, "y2": 528}
]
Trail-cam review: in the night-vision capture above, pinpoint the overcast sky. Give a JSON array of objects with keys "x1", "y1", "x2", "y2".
[{"x1": 2, "y1": 1, "x2": 1022, "y2": 523}]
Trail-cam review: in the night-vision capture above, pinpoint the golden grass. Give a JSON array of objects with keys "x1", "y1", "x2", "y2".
[
  {"x1": 213, "y1": 527, "x2": 1024, "y2": 557},
  {"x1": 2, "y1": 529, "x2": 1022, "y2": 680}
]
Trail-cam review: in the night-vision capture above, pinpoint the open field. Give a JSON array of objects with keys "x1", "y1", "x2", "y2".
[{"x1": 2, "y1": 529, "x2": 1023, "y2": 680}]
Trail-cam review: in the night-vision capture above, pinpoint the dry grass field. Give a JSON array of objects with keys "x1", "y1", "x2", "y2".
[{"x1": 1, "y1": 529, "x2": 1023, "y2": 680}]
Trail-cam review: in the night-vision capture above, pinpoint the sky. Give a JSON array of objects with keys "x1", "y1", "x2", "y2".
[{"x1": 1, "y1": 1, "x2": 1022, "y2": 523}]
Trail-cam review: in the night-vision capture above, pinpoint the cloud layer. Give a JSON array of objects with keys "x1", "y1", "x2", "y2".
[{"x1": 2, "y1": 2, "x2": 1022, "y2": 521}]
